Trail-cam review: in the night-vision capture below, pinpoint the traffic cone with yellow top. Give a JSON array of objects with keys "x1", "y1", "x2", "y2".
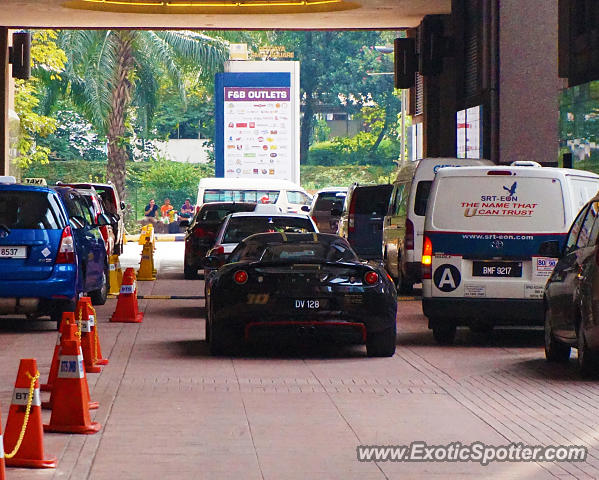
[
  {"x1": 138, "y1": 224, "x2": 148, "y2": 245},
  {"x1": 4, "y1": 358, "x2": 56, "y2": 468},
  {"x1": 137, "y1": 238, "x2": 156, "y2": 281}
]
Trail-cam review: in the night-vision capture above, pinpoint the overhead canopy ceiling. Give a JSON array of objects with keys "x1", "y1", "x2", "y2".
[{"x1": 2, "y1": 0, "x2": 450, "y2": 30}]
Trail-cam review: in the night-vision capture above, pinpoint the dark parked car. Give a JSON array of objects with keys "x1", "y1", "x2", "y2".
[
  {"x1": 183, "y1": 202, "x2": 255, "y2": 279},
  {"x1": 336, "y1": 183, "x2": 394, "y2": 260},
  {"x1": 308, "y1": 187, "x2": 347, "y2": 234},
  {"x1": 0, "y1": 179, "x2": 108, "y2": 328},
  {"x1": 205, "y1": 232, "x2": 397, "y2": 357},
  {"x1": 544, "y1": 196, "x2": 599, "y2": 376}
]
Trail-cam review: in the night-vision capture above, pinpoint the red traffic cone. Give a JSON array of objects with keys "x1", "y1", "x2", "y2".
[
  {"x1": 42, "y1": 324, "x2": 99, "y2": 411},
  {"x1": 44, "y1": 325, "x2": 101, "y2": 434},
  {"x1": 0, "y1": 405, "x2": 5, "y2": 480},
  {"x1": 76, "y1": 297, "x2": 102, "y2": 373},
  {"x1": 41, "y1": 312, "x2": 73, "y2": 392},
  {"x1": 110, "y1": 267, "x2": 144, "y2": 323},
  {"x1": 4, "y1": 359, "x2": 56, "y2": 468}
]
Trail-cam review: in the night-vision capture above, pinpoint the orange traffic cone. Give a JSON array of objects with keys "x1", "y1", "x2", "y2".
[
  {"x1": 0, "y1": 405, "x2": 5, "y2": 480},
  {"x1": 4, "y1": 359, "x2": 56, "y2": 468},
  {"x1": 43, "y1": 325, "x2": 101, "y2": 434},
  {"x1": 76, "y1": 297, "x2": 102, "y2": 373},
  {"x1": 110, "y1": 268, "x2": 144, "y2": 323},
  {"x1": 42, "y1": 324, "x2": 99, "y2": 411},
  {"x1": 41, "y1": 312, "x2": 73, "y2": 392}
]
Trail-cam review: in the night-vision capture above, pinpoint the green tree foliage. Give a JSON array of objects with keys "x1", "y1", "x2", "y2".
[
  {"x1": 14, "y1": 30, "x2": 67, "y2": 168},
  {"x1": 51, "y1": 30, "x2": 228, "y2": 200}
]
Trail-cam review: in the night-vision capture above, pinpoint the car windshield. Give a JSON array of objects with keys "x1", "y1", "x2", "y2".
[
  {"x1": 230, "y1": 235, "x2": 357, "y2": 263},
  {"x1": 222, "y1": 216, "x2": 315, "y2": 243},
  {"x1": 0, "y1": 191, "x2": 64, "y2": 229}
]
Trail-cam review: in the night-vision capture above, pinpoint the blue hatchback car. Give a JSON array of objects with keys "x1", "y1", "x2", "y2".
[{"x1": 0, "y1": 178, "x2": 108, "y2": 328}]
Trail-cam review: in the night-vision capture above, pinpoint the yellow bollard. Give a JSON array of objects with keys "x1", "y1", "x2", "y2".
[
  {"x1": 138, "y1": 225, "x2": 148, "y2": 245},
  {"x1": 108, "y1": 254, "x2": 123, "y2": 295},
  {"x1": 137, "y1": 239, "x2": 156, "y2": 281}
]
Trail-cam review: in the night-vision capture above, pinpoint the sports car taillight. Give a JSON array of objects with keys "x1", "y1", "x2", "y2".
[
  {"x1": 233, "y1": 270, "x2": 248, "y2": 285},
  {"x1": 312, "y1": 216, "x2": 319, "y2": 228},
  {"x1": 56, "y1": 226, "x2": 76, "y2": 264},
  {"x1": 422, "y1": 235, "x2": 433, "y2": 279},
  {"x1": 364, "y1": 271, "x2": 379, "y2": 285}
]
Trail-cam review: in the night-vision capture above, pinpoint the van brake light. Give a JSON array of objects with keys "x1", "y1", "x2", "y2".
[
  {"x1": 422, "y1": 235, "x2": 433, "y2": 279},
  {"x1": 487, "y1": 170, "x2": 514, "y2": 176},
  {"x1": 56, "y1": 226, "x2": 76, "y2": 264}
]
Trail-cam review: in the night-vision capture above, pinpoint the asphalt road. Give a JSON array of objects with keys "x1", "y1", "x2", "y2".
[{"x1": 0, "y1": 241, "x2": 598, "y2": 479}]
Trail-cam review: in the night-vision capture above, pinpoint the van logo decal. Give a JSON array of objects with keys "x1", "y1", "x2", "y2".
[
  {"x1": 503, "y1": 181, "x2": 517, "y2": 197},
  {"x1": 433, "y1": 264, "x2": 461, "y2": 292},
  {"x1": 490, "y1": 239, "x2": 504, "y2": 249}
]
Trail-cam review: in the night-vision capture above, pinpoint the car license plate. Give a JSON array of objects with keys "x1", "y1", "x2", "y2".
[
  {"x1": 472, "y1": 261, "x2": 522, "y2": 277},
  {"x1": 0, "y1": 246, "x2": 26, "y2": 259},
  {"x1": 294, "y1": 299, "x2": 326, "y2": 309}
]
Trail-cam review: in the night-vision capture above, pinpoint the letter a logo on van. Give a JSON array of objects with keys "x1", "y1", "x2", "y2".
[{"x1": 433, "y1": 264, "x2": 461, "y2": 292}]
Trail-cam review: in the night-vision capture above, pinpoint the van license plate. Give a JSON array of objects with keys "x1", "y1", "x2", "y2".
[
  {"x1": 472, "y1": 262, "x2": 522, "y2": 277},
  {"x1": 0, "y1": 246, "x2": 26, "y2": 259}
]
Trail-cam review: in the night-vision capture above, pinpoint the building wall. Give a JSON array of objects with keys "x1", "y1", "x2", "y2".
[{"x1": 499, "y1": 0, "x2": 562, "y2": 165}]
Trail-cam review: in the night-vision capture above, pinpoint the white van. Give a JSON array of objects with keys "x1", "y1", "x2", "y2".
[
  {"x1": 196, "y1": 177, "x2": 312, "y2": 213},
  {"x1": 383, "y1": 157, "x2": 492, "y2": 292},
  {"x1": 422, "y1": 165, "x2": 599, "y2": 344}
]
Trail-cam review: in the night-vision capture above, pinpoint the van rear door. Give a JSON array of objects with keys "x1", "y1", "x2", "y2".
[
  {"x1": 349, "y1": 185, "x2": 393, "y2": 259},
  {"x1": 427, "y1": 171, "x2": 567, "y2": 300}
]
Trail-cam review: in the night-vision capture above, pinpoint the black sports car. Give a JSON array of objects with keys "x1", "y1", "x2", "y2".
[{"x1": 205, "y1": 232, "x2": 397, "y2": 357}]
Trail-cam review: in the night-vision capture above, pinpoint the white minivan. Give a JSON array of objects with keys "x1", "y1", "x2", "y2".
[
  {"x1": 421, "y1": 164, "x2": 599, "y2": 344},
  {"x1": 195, "y1": 177, "x2": 312, "y2": 213},
  {"x1": 383, "y1": 157, "x2": 492, "y2": 292}
]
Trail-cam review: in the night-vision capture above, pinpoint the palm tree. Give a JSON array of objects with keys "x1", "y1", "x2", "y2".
[{"x1": 54, "y1": 30, "x2": 227, "y2": 200}]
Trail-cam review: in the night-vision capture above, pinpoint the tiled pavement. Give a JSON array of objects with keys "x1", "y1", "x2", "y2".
[{"x1": 0, "y1": 242, "x2": 598, "y2": 479}]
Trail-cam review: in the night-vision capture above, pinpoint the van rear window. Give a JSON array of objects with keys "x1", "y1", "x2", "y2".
[
  {"x1": 314, "y1": 192, "x2": 346, "y2": 211},
  {"x1": 0, "y1": 191, "x2": 64, "y2": 230},
  {"x1": 414, "y1": 181, "x2": 432, "y2": 216},
  {"x1": 204, "y1": 190, "x2": 279, "y2": 203},
  {"x1": 431, "y1": 176, "x2": 566, "y2": 232}
]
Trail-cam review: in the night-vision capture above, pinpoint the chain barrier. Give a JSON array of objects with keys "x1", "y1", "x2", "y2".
[
  {"x1": 76, "y1": 306, "x2": 82, "y2": 339},
  {"x1": 4, "y1": 371, "x2": 40, "y2": 459}
]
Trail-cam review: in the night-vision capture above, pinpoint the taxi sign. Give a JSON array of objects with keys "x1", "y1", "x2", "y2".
[{"x1": 22, "y1": 177, "x2": 47, "y2": 186}]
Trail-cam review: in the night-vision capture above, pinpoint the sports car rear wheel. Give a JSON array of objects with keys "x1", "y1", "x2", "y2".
[{"x1": 366, "y1": 326, "x2": 396, "y2": 357}]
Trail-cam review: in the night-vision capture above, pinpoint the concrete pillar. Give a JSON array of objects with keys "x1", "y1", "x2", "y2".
[
  {"x1": 499, "y1": 0, "x2": 562, "y2": 166},
  {"x1": 0, "y1": 27, "x2": 9, "y2": 176}
]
